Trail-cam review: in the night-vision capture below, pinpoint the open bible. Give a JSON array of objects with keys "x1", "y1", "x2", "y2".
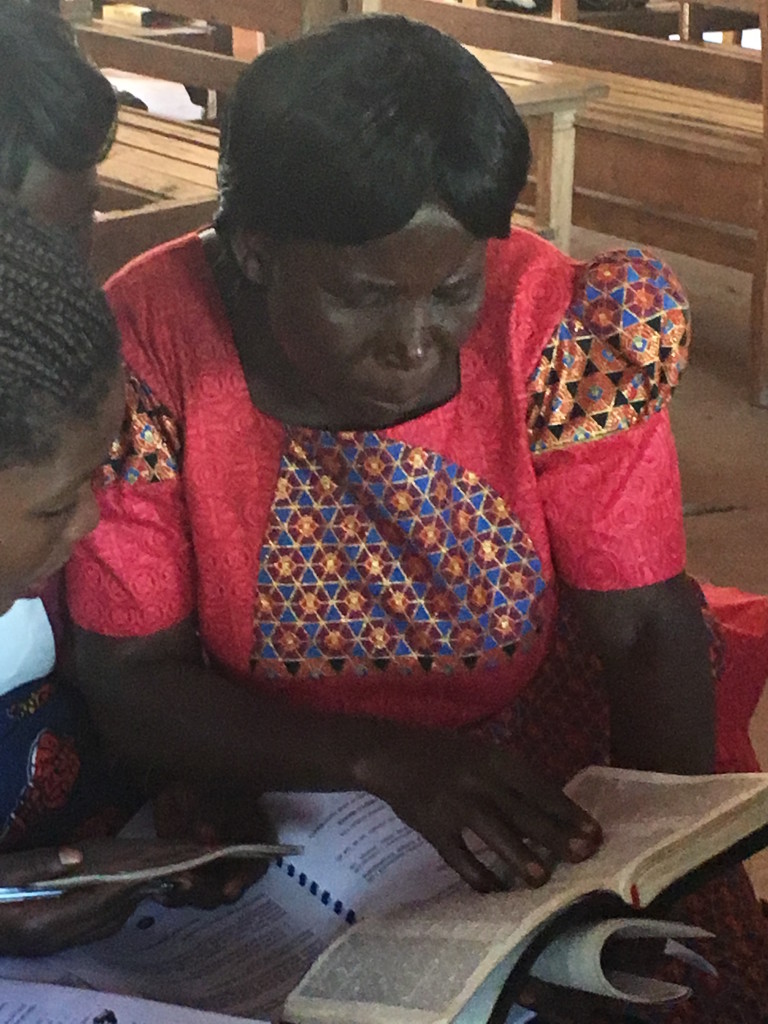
[{"x1": 1, "y1": 767, "x2": 767, "y2": 1023}]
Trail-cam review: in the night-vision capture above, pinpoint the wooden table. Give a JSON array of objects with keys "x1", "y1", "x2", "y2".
[{"x1": 471, "y1": 51, "x2": 609, "y2": 252}]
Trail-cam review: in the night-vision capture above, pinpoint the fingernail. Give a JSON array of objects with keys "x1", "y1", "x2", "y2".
[
  {"x1": 223, "y1": 880, "x2": 243, "y2": 900},
  {"x1": 569, "y1": 837, "x2": 594, "y2": 859},
  {"x1": 526, "y1": 861, "x2": 548, "y2": 883},
  {"x1": 58, "y1": 846, "x2": 83, "y2": 866},
  {"x1": 517, "y1": 987, "x2": 536, "y2": 1008}
]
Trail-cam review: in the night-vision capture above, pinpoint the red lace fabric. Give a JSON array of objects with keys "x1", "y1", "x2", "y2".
[
  {"x1": 69, "y1": 232, "x2": 692, "y2": 724},
  {"x1": 68, "y1": 230, "x2": 689, "y2": 725}
]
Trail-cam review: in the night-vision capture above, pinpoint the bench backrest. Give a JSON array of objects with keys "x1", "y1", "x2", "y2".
[{"x1": 367, "y1": 0, "x2": 761, "y2": 102}]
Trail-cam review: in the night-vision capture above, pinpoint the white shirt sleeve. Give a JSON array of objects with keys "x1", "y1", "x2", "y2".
[{"x1": 0, "y1": 598, "x2": 56, "y2": 696}]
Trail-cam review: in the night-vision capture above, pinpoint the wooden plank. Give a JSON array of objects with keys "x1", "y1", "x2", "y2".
[
  {"x1": 118, "y1": 108, "x2": 220, "y2": 143},
  {"x1": 682, "y1": 0, "x2": 757, "y2": 12},
  {"x1": 372, "y1": 0, "x2": 762, "y2": 102},
  {"x1": 138, "y1": 0, "x2": 302, "y2": 36},
  {"x1": 99, "y1": 147, "x2": 216, "y2": 197},
  {"x1": 572, "y1": 189, "x2": 755, "y2": 271},
  {"x1": 92, "y1": 196, "x2": 218, "y2": 282},
  {"x1": 748, "y1": 0, "x2": 768, "y2": 406},
  {"x1": 77, "y1": 25, "x2": 247, "y2": 91},
  {"x1": 115, "y1": 123, "x2": 219, "y2": 170},
  {"x1": 503, "y1": 79, "x2": 608, "y2": 114},
  {"x1": 574, "y1": 126, "x2": 759, "y2": 227},
  {"x1": 134, "y1": 0, "x2": 354, "y2": 37}
]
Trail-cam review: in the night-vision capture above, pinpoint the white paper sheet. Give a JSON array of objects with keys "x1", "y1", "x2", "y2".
[{"x1": 0, "y1": 978, "x2": 264, "y2": 1023}]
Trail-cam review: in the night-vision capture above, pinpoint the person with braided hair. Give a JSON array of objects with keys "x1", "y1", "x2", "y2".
[
  {"x1": 0, "y1": 0, "x2": 117, "y2": 255},
  {"x1": 0, "y1": 198, "x2": 152, "y2": 953}
]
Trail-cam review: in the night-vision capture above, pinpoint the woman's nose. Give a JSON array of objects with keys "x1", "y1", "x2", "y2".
[
  {"x1": 384, "y1": 304, "x2": 433, "y2": 370},
  {"x1": 66, "y1": 486, "x2": 101, "y2": 545}
]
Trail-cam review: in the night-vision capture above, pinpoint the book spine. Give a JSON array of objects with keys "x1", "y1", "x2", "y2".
[{"x1": 276, "y1": 857, "x2": 357, "y2": 925}]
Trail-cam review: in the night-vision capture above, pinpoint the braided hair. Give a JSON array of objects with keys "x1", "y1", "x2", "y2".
[
  {"x1": 0, "y1": 200, "x2": 120, "y2": 469},
  {"x1": 0, "y1": 0, "x2": 117, "y2": 193}
]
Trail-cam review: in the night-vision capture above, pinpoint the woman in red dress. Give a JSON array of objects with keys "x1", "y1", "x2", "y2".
[{"x1": 68, "y1": 16, "x2": 768, "y2": 1018}]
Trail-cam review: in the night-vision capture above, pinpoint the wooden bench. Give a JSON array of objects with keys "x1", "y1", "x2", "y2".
[
  {"x1": 472, "y1": 48, "x2": 761, "y2": 272},
  {"x1": 92, "y1": 109, "x2": 218, "y2": 281}
]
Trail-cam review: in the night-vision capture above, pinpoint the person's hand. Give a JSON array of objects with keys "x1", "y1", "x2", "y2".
[
  {"x1": 353, "y1": 726, "x2": 602, "y2": 892},
  {"x1": 152, "y1": 783, "x2": 276, "y2": 910},
  {"x1": 0, "y1": 846, "x2": 140, "y2": 957}
]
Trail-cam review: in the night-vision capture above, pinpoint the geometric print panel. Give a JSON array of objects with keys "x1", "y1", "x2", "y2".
[
  {"x1": 527, "y1": 249, "x2": 690, "y2": 454},
  {"x1": 102, "y1": 375, "x2": 181, "y2": 487},
  {"x1": 252, "y1": 428, "x2": 548, "y2": 680}
]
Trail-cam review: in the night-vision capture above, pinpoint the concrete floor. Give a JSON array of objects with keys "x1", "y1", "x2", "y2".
[{"x1": 572, "y1": 227, "x2": 768, "y2": 893}]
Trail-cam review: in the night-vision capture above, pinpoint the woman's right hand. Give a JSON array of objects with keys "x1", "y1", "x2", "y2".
[
  {"x1": 0, "y1": 846, "x2": 140, "y2": 957},
  {"x1": 352, "y1": 725, "x2": 603, "y2": 892}
]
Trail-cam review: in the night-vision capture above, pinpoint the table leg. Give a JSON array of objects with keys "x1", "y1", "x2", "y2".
[
  {"x1": 551, "y1": 0, "x2": 579, "y2": 21},
  {"x1": 533, "y1": 109, "x2": 576, "y2": 254}
]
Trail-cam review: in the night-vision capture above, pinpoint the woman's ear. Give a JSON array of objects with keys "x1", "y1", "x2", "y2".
[{"x1": 231, "y1": 230, "x2": 272, "y2": 286}]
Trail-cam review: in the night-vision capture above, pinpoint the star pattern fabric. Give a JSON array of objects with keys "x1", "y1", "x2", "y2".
[
  {"x1": 103, "y1": 375, "x2": 180, "y2": 487},
  {"x1": 527, "y1": 249, "x2": 690, "y2": 454},
  {"x1": 253, "y1": 429, "x2": 548, "y2": 681}
]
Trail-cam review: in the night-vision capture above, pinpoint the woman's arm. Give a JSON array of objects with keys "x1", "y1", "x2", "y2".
[
  {"x1": 74, "y1": 620, "x2": 602, "y2": 891},
  {"x1": 570, "y1": 573, "x2": 715, "y2": 775}
]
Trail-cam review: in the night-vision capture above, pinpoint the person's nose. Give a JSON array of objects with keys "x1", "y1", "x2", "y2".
[
  {"x1": 66, "y1": 485, "x2": 101, "y2": 547},
  {"x1": 384, "y1": 302, "x2": 435, "y2": 371}
]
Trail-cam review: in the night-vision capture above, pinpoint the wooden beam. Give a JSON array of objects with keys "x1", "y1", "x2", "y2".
[
  {"x1": 748, "y1": 0, "x2": 768, "y2": 405},
  {"x1": 77, "y1": 25, "x2": 248, "y2": 91},
  {"x1": 573, "y1": 189, "x2": 755, "y2": 272},
  {"x1": 372, "y1": 0, "x2": 762, "y2": 102},
  {"x1": 134, "y1": 0, "x2": 352, "y2": 37}
]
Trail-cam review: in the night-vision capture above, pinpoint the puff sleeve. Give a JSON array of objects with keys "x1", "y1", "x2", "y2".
[{"x1": 527, "y1": 249, "x2": 690, "y2": 591}]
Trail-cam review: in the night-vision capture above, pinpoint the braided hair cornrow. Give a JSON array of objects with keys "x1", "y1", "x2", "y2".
[{"x1": 0, "y1": 200, "x2": 120, "y2": 469}]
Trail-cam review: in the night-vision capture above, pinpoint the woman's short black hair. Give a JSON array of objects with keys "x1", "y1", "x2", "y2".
[
  {"x1": 217, "y1": 14, "x2": 531, "y2": 245},
  {"x1": 0, "y1": 200, "x2": 120, "y2": 469},
  {"x1": 0, "y1": 0, "x2": 117, "y2": 193}
]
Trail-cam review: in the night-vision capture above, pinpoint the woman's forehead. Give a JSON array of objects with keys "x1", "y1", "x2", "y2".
[{"x1": 296, "y1": 206, "x2": 485, "y2": 278}]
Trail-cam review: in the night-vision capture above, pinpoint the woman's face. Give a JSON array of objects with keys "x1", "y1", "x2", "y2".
[
  {"x1": 15, "y1": 157, "x2": 100, "y2": 258},
  {"x1": 0, "y1": 374, "x2": 124, "y2": 615},
  {"x1": 254, "y1": 204, "x2": 488, "y2": 427}
]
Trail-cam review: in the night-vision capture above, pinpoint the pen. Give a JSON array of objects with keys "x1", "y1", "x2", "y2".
[{"x1": 0, "y1": 887, "x2": 64, "y2": 902}]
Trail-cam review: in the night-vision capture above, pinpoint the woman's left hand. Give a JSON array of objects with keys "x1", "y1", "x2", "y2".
[{"x1": 152, "y1": 783, "x2": 276, "y2": 909}]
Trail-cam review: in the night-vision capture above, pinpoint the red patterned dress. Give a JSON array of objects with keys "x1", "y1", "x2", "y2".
[{"x1": 67, "y1": 229, "x2": 768, "y2": 1021}]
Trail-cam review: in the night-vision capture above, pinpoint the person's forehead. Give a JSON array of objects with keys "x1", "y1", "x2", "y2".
[{"x1": 298, "y1": 206, "x2": 484, "y2": 278}]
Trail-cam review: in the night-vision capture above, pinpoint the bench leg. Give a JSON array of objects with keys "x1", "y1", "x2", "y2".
[
  {"x1": 750, "y1": 234, "x2": 768, "y2": 407},
  {"x1": 678, "y1": 1, "x2": 708, "y2": 41},
  {"x1": 532, "y1": 110, "x2": 576, "y2": 254},
  {"x1": 551, "y1": 0, "x2": 579, "y2": 21}
]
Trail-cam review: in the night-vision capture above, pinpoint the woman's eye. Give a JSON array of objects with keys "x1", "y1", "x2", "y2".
[
  {"x1": 325, "y1": 286, "x2": 395, "y2": 310},
  {"x1": 433, "y1": 278, "x2": 482, "y2": 305},
  {"x1": 36, "y1": 502, "x2": 77, "y2": 521}
]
